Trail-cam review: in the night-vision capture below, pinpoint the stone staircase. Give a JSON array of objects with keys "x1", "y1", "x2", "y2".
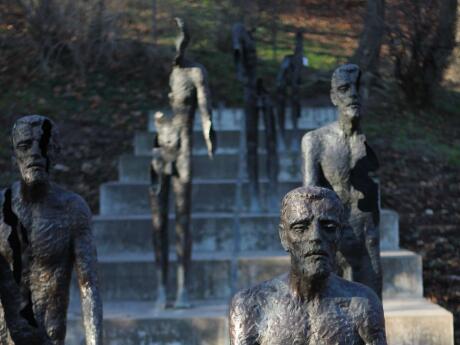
[{"x1": 66, "y1": 108, "x2": 454, "y2": 345}]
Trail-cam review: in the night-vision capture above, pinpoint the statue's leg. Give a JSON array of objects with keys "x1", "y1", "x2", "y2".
[
  {"x1": 172, "y1": 152, "x2": 192, "y2": 308},
  {"x1": 276, "y1": 85, "x2": 287, "y2": 150},
  {"x1": 290, "y1": 84, "x2": 301, "y2": 151},
  {"x1": 149, "y1": 168, "x2": 171, "y2": 309},
  {"x1": 245, "y1": 86, "x2": 260, "y2": 211},
  {"x1": 340, "y1": 216, "x2": 382, "y2": 298},
  {"x1": 262, "y1": 104, "x2": 279, "y2": 211}
]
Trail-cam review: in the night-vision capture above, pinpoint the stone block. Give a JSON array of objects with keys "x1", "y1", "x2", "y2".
[
  {"x1": 93, "y1": 208, "x2": 399, "y2": 255},
  {"x1": 147, "y1": 107, "x2": 337, "y2": 132},
  {"x1": 91, "y1": 250, "x2": 422, "y2": 302},
  {"x1": 99, "y1": 181, "x2": 301, "y2": 215},
  {"x1": 65, "y1": 299, "x2": 453, "y2": 345},
  {"x1": 118, "y1": 154, "x2": 301, "y2": 182}
]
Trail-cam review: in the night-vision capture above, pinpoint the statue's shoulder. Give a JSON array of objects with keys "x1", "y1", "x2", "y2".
[
  {"x1": 231, "y1": 274, "x2": 287, "y2": 313},
  {"x1": 51, "y1": 184, "x2": 91, "y2": 219},
  {"x1": 302, "y1": 121, "x2": 338, "y2": 143},
  {"x1": 330, "y1": 274, "x2": 382, "y2": 312}
]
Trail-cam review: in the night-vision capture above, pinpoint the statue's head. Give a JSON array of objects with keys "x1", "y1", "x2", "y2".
[
  {"x1": 279, "y1": 186, "x2": 345, "y2": 281},
  {"x1": 174, "y1": 17, "x2": 190, "y2": 66},
  {"x1": 331, "y1": 64, "x2": 361, "y2": 121},
  {"x1": 11, "y1": 115, "x2": 60, "y2": 187}
]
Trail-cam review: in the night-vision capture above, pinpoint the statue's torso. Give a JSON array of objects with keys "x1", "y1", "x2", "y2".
[
  {"x1": 0, "y1": 183, "x2": 83, "y2": 344},
  {"x1": 257, "y1": 298, "x2": 363, "y2": 345},
  {"x1": 233, "y1": 276, "x2": 380, "y2": 345},
  {"x1": 315, "y1": 123, "x2": 378, "y2": 216}
]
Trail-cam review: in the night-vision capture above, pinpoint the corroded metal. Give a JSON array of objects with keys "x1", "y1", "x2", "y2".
[
  {"x1": 232, "y1": 23, "x2": 279, "y2": 211},
  {"x1": 0, "y1": 115, "x2": 102, "y2": 345},
  {"x1": 276, "y1": 31, "x2": 304, "y2": 148},
  {"x1": 229, "y1": 186, "x2": 387, "y2": 345},
  {"x1": 301, "y1": 64, "x2": 382, "y2": 297},
  {"x1": 150, "y1": 18, "x2": 216, "y2": 309}
]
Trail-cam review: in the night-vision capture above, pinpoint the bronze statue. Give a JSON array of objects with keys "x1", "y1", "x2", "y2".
[
  {"x1": 301, "y1": 64, "x2": 382, "y2": 297},
  {"x1": 256, "y1": 78, "x2": 278, "y2": 210},
  {"x1": 232, "y1": 23, "x2": 279, "y2": 211},
  {"x1": 0, "y1": 115, "x2": 102, "y2": 345},
  {"x1": 229, "y1": 186, "x2": 387, "y2": 345},
  {"x1": 150, "y1": 18, "x2": 216, "y2": 309},
  {"x1": 276, "y1": 31, "x2": 304, "y2": 149}
]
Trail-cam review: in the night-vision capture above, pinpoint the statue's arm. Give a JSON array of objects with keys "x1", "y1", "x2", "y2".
[
  {"x1": 194, "y1": 67, "x2": 216, "y2": 158},
  {"x1": 276, "y1": 56, "x2": 290, "y2": 88},
  {"x1": 301, "y1": 133, "x2": 319, "y2": 186},
  {"x1": 73, "y1": 199, "x2": 103, "y2": 345},
  {"x1": 359, "y1": 293, "x2": 387, "y2": 345},
  {"x1": 0, "y1": 252, "x2": 51, "y2": 345},
  {"x1": 229, "y1": 291, "x2": 259, "y2": 345}
]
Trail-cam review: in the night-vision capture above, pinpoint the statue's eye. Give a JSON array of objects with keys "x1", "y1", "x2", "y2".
[
  {"x1": 291, "y1": 224, "x2": 306, "y2": 233},
  {"x1": 338, "y1": 85, "x2": 349, "y2": 92},
  {"x1": 16, "y1": 141, "x2": 31, "y2": 150},
  {"x1": 321, "y1": 221, "x2": 337, "y2": 233}
]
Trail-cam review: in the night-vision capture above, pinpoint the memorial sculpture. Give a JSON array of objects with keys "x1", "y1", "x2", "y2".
[
  {"x1": 301, "y1": 64, "x2": 382, "y2": 297},
  {"x1": 276, "y1": 31, "x2": 305, "y2": 149},
  {"x1": 0, "y1": 253, "x2": 51, "y2": 345},
  {"x1": 229, "y1": 186, "x2": 387, "y2": 345},
  {"x1": 0, "y1": 115, "x2": 102, "y2": 345},
  {"x1": 256, "y1": 78, "x2": 278, "y2": 209},
  {"x1": 232, "y1": 23, "x2": 279, "y2": 211},
  {"x1": 149, "y1": 17, "x2": 216, "y2": 309}
]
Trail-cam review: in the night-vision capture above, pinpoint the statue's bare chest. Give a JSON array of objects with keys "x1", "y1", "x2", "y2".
[
  {"x1": 14, "y1": 203, "x2": 73, "y2": 264},
  {"x1": 258, "y1": 298, "x2": 362, "y2": 345},
  {"x1": 319, "y1": 134, "x2": 368, "y2": 187}
]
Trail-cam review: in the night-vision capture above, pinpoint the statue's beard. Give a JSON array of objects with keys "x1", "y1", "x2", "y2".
[
  {"x1": 20, "y1": 172, "x2": 49, "y2": 202},
  {"x1": 344, "y1": 105, "x2": 360, "y2": 119},
  {"x1": 295, "y1": 255, "x2": 331, "y2": 282}
]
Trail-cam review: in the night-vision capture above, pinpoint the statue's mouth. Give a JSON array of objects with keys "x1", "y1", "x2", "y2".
[
  {"x1": 27, "y1": 162, "x2": 45, "y2": 170},
  {"x1": 304, "y1": 249, "x2": 329, "y2": 258},
  {"x1": 347, "y1": 102, "x2": 360, "y2": 109}
]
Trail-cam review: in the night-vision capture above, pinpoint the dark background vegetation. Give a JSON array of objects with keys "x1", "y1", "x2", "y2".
[{"x1": 0, "y1": 0, "x2": 459, "y2": 342}]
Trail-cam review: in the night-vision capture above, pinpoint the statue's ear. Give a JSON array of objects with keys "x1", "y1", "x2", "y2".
[{"x1": 279, "y1": 224, "x2": 289, "y2": 252}]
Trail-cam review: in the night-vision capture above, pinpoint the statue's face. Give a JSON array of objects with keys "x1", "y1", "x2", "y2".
[
  {"x1": 280, "y1": 195, "x2": 342, "y2": 280},
  {"x1": 13, "y1": 121, "x2": 52, "y2": 186},
  {"x1": 331, "y1": 65, "x2": 361, "y2": 120}
]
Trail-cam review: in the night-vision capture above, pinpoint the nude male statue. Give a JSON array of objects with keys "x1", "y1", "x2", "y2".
[
  {"x1": 232, "y1": 23, "x2": 279, "y2": 211},
  {"x1": 229, "y1": 186, "x2": 387, "y2": 345},
  {"x1": 149, "y1": 18, "x2": 216, "y2": 309},
  {"x1": 276, "y1": 31, "x2": 305, "y2": 149},
  {"x1": 301, "y1": 64, "x2": 382, "y2": 297},
  {"x1": 0, "y1": 115, "x2": 102, "y2": 345}
]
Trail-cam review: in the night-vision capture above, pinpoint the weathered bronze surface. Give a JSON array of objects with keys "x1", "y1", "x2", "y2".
[
  {"x1": 232, "y1": 23, "x2": 279, "y2": 211},
  {"x1": 301, "y1": 64, "x2": 382, "y2": 297},
  {"x1": 229, "y1": 186, "x2": 387, "y2": 345},
  {"x1": 276, "y1": 31, "x2": 304, "y2": 148},
  {"x1": 150, "y1": 18, "x2": 216, "y2": 309},
  {"x1": 0, "y1": 115, "x2": 102, "y2": 345}
]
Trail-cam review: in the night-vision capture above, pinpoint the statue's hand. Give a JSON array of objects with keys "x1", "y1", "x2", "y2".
[{"x1": 206, "y1": 127, "x2": 217, "y2": 159}]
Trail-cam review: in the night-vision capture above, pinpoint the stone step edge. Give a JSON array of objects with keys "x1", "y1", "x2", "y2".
[
  {"x1": 67, "y1": 298, "x2": 452, "y2": 320},
  {"x1": 96, "y1": 249, "x2": 416, "y2": 263},
  {"x1": 93, "y1": 209, "x2": 396, "y2": 221}
]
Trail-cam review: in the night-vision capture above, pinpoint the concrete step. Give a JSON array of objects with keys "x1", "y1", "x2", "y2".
[
  {"x1": 134, "y1": 130, "x2": 310, "y2": 156},
  {"x1": 93, "y1": 209, "x2": 399, "y2": 255},
  {"x1": 87, "y1": 250, "x2": 422, "y2": 302},
  {"x1": 65, "y1": 299, "x2": 453, "y2": 345},
  {"x1": 99, "y1": 180, "x2": 300, "y2": 215},
  {"x1": 147, "y1": 107, "x2": 337, "y2": 132},
  {"x1": 118, "y1": 154, "x2": 301, "y2": 182}
]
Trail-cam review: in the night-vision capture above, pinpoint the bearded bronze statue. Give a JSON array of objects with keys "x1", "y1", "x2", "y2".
[
  {"x1": 0, "y1": 115, "x2": 102, "y2": 345},
  {"x1": 229, "y1": 186, "x2": 387, "y2": 345}
]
